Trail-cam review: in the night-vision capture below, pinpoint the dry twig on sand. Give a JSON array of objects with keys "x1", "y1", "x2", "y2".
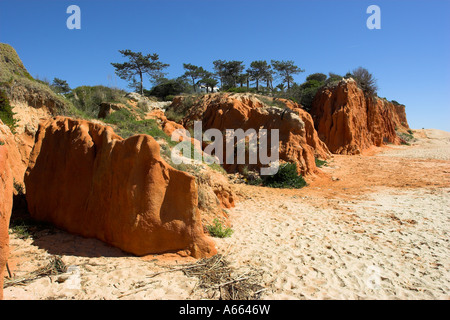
[
  {"x1": 181, "y1": 254, "x2": 265, "y2": 300},
  {"x1": 4, "y1": 256, "x2": 67, "y2": 288}
]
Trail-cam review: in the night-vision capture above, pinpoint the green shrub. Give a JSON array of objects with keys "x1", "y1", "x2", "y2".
[
  {"x1": 206, "y1": 218, "x2": 234, "y2": 238},
  {"x1": 261, "y1": 162, "x2": 307, "y2": 189},
  {"x1": 315, "y1": 158, "x2": 328, "y2": 168},
  {"x1": 0, "y1": 89, "x2": 17, "y2": 133},
  {"x1": 306, "y1": 73, "x2": 327, "y2": 82},
  {"x1": 9, "y1": 220, "x2": 31, "y2": 239},
  {"x1": 396, "y1": 130, "x2": 415, "y2": 145},
  {"x1": 66, "y1": 85, "x2": 127, "y2": 118},
  {"x1": 350, "y1": 67, "x2": 378, "y2": 97},
  {"x1": 145, "y1": 78, "x2": 187, "y2": 100},
  {"x1": 164, "y1": 95, "x2": 175, "y2": 101}
]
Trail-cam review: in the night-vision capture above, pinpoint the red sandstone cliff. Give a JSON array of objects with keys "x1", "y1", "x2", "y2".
[
  {"x1": 167, "y1": 93, "x2": 330, "y2": 176},
  {"x1": 311, "y1": 79, "x2": 408, "y2": 154},
  {"x1": 24, "y1": 117, "x2": 217, "y2": 258}
]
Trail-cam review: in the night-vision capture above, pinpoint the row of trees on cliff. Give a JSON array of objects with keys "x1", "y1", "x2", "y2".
[
  {"x1": 110, "y1": 49, "x2": 308, "y2": 95},
  {"x1": 36, "y1": 49, "x2": 362, "y2": 113}
]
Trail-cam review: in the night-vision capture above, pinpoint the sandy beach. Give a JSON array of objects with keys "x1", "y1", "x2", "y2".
[{"x1": 3, "y1": 129, "x2": 449, "y2": 300}]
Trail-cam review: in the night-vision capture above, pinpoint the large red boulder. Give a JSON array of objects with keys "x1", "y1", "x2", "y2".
[
  {"x1": 24, "y1": 117, "x2": 216, "y2": 258},
  {"x1": 0, "y1": 138, "x2": 13, "y2": 300},
  {"x1": 311, "y1": 79, "x2": 406, "y2": 154}
]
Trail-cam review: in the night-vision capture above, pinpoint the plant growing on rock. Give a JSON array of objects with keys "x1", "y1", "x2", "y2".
[{"x1": 0, "y1": 89, "x2": 17, "y2": 133}]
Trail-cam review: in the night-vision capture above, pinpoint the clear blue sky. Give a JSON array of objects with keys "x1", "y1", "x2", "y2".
[{"x1": 1, "y1": 0, "x2": 449, "y2": 130}]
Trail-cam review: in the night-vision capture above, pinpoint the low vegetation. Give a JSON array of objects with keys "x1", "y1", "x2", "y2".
[
  {"x1": 103, "y1": 108, "x2": 173, "y2": 141},
  {"x1": 244, "y1": 162, "x2": 307, "y2": 189},
  {"x1": 261, "y1": 162, "x2": 307, "y2": 189},
  {"x1": 397, "y1": 130, "x2": 416, "y2": 145},
  {"x1": 0, "y1": 89, "x2": 17, "y2": 133},
  {"x1": 258, "y1": 96, "x2": 288, "y2": 109},
  {"x1": 165, "y1": 95, "x2": 196, "y2": 123},
  {"x1": 315, "y1": 158, "x2": 328, "y2": 168},
  {"x1": 66, "y1": 85, "x2": 128, "y2": 119},
  {"x1": 206, "y1": 218, "x2": 234, "y2": 238}
]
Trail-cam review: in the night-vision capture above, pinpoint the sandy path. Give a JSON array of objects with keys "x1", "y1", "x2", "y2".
[{"x1": 3, "y1": 129, "x2": 450, "y2": 300}]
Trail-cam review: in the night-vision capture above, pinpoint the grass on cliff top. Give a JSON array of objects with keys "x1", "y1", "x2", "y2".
[
  {"x1": 66, "y1": 85, "x2": 129, "y2": 119},
  {"x1": 0, "y1": 43, "x2": 80, "y2": 117},
  {"x1": 103, "y1": 108, "x2": 174, "y2": 142},
  {"x1": 0, "y1": 89, "x2": 18, "y2": 133},
  {"x1": 0, "y1": 43, "x2": 34, "y2": 82},
  {"x1": 258, "y1": 96, "x2": 289, "y2": 110}
]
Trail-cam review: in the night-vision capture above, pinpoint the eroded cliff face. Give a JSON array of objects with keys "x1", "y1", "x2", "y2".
[
  {"x1": 311, "y1": 79, "x2": 408, "y2": 154},
  {"x1": 0, "y1": 138, "x2": 13, "y2": 300},
  {"x1": 167, "y1": 93, "x2": 330, "y2": 176},
  {"x1": 24, "y1": 117, "x2": 217, "y2": 258},
  {"x1": 0, "y1": 120, "x2": 34, "y2": 186}
]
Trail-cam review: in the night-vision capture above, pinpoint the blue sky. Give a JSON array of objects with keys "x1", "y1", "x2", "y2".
[{"x1": 0, "y1": 0, "x2": 449, "y2": 130}]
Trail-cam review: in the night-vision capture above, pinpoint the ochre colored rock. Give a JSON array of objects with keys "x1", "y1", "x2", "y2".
[
  {"x1": 146, "y1": 109, "x2": 237, "y2": 226},
  {"x1": 196, "y1": 169, "x2": 236, "y2": 227},
  {"x1": 147, "y1": 109, "x2": 186, "y2": 138},
  {"x1": 311, "y1": 79, "x2": 405, "y2": 154},
  {"x1": 0, "y1": 141, "x2": 13, "y2": 300},
  {"x1": 167, "y1": 93, "x2": 330, "y2": 176},
  {"x1": 24, "y1": 117, "x2": 216, "y2": 258},
  {"x1": 389, "y1": 102, "x2": 410, "y2": 132}
]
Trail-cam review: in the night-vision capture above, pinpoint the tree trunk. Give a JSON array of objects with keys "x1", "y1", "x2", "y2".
[
  {"x1": 139, "y1": 72, "x2": 143, "y2": 95},
  {"x1": 256, "y1": 79, "x2": 259, "y2": 91}
]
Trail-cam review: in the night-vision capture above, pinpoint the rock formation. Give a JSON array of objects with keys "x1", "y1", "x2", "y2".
[
  {"x1": 0, "y1": 137, "x2": 13, "y2": 300},
  {"x1": 311, "y1": 78, "x2": 408, "y2": 154},
  {"x1": 146, "y1": 110, "x2": 236, "y2": 226},
  {"x1": 24, "y1": 117, "x2": 217, "y2": 258},
  {"x1": 0, "y1": 120, "x2": 34, "y2": 186},
  {"x1": 389, "y1": 102, "x2": 410, "y2": 133},
  {"x1": 167, "y1": 93, "x2": 330, "y2": 176}
]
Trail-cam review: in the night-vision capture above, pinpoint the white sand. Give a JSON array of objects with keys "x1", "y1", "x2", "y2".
[{"x1": 4, "y1": 129, "x2": 450, "y2": 300}]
